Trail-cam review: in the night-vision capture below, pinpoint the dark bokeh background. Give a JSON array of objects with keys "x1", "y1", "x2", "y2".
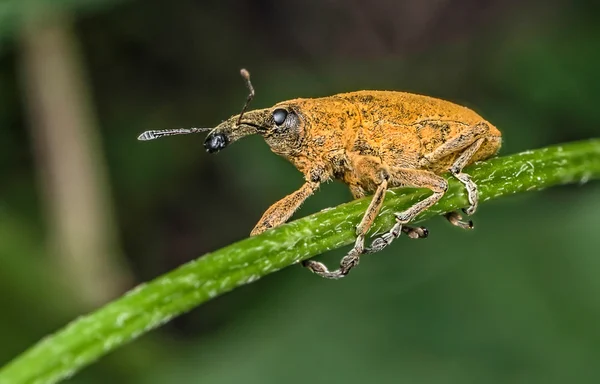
[{"x1": 1, "y1": 0, "x2": 599, "y2": 383}]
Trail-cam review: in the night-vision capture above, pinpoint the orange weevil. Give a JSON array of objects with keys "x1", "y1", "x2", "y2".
[{"x1": 138, "y1": 69, "x2": 502, "y2": 279}]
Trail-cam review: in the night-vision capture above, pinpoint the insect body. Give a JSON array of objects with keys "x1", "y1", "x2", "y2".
[{"x1": 139, "y1": 70, "x2": 502, "y2": 279}]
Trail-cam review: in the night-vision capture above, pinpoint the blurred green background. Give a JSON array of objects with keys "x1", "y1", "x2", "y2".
[{"x1": 1, "y1": 0, "x2": 600, "y2": 383}]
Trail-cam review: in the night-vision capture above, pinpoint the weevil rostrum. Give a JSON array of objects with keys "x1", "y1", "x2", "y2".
[{"x1": 138, "y1": 69, "x2": 502, "y2": 279}]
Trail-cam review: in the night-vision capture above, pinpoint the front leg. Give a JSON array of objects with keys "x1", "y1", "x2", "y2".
[{"x1": 250, "y1": 180, "x2": 320, "y2": 236}]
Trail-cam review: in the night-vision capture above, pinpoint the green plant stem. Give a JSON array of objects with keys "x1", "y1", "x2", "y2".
[{"x1": 1, "y1": 139, "x2": 600, "y2": 384}]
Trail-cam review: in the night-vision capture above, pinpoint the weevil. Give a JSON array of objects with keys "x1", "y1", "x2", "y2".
[{"x1": 139, "y1": 69, "x2": 502, "y2": 279}]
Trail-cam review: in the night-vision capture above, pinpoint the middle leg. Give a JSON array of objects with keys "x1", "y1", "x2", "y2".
[
  {"x1": 302, "y1": 178, "x2": 389, "y2": 279},
  {"x1": 303, "y1": 155, "x2": 393, "y2": 279},
  {"x1": 367, "y1": 168, "x2": 448, "y2": 254},
  {"x1": 350, "y1": 185, "x2": 429, "y2": 241}
]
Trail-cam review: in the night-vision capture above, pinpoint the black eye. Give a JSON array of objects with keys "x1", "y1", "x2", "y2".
[{"x1": 272, "y1": 109, "x2": 288, "y2": 126}]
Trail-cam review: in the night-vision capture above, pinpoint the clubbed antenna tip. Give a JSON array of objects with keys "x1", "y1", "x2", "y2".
[{"x1": 237, "y1": 68, "x2": 255, "y2": 126}]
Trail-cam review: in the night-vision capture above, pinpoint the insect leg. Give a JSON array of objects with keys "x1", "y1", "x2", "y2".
[
  {"x1": 444, "y1": 211, "x2": 473, "y2": 230},
  {"x1": 250, "y1": 181, "x2": 320, "y2": 236},
  {"x1": 303, "y1": 179, "x2": 389, "y2": 279},
  {"x1": 418, "y1": 122, "x2": 489, "y2": 167},
  {"x1": 418, "y1": 121, "x2": 492, "y2": 227},
  {"x1": 367, "y1": 169, "x2": 447, "y2": 253},
  {"x1": 448, "y1": 137, "x2": 485, "y2": 215}
]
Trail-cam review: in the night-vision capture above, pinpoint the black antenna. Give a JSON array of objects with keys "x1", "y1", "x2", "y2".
[
  {"x1": 236, "y1": 68, "x2": 255, "y2": 126},
  {"x1": 137, "y1": 127, "x2": 211, "y2": 141}
]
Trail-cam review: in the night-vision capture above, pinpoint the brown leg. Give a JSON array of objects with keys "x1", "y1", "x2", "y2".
[
  {"x1": 303, "y1": 178, "x2": 389, "y2": 279},
  {"x1": 401, "y1": 225, "x2": 429, "y2": 239},
  {"x1": 418, "y1": 122, "x2": 489, "y2": 167},
  {"x1": 367, "y1": 168, "x2": 448, "y2": 253},
  {"x1": 444, "y1": 211, "x2": 473, "y2": 230},
  {"x1": 448, "y1": 137, "x2": 484, "y2": 215},
  {"x1": 251, "y1": 181, "x2": 319, "y2": 236},
  {"x1": 440, "y1": 136, "x2": 486, "y2": 229},
  {"x1": 418, "y1": 122, "x2": 490, "y2": 228},
  {"x1": 350, "y1": 183, "x2": 430, "y2": 236}
]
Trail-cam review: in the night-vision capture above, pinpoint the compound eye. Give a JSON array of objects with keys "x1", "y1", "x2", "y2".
[{"x1": 272, "y1": 108, "x2": 288, "y2": 126}]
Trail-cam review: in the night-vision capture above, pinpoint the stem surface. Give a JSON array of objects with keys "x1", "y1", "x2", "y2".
[{"x1": 1, "y1": 139, "x2": 599, "y2": 384}]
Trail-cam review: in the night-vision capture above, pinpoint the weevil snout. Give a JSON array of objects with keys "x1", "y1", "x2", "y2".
[{"x1": 204, "y1": 132, "x2": 228, "y2": 153}]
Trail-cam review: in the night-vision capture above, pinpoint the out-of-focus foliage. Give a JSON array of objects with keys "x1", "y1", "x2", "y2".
[
  {"x1": 0, "y1": 0, "x2": 599, "y2": 383},
  {"x1": 0, "y1": 0, "x2": 124, "y2": 44}
]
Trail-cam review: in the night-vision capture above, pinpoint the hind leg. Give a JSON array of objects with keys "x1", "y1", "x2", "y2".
[
  {"x1": 419, "y1": 122, "x2": 495, "y2": 228},
  {"x1": 448, "y1": 137, "x2": 485, "y2": 215}
]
